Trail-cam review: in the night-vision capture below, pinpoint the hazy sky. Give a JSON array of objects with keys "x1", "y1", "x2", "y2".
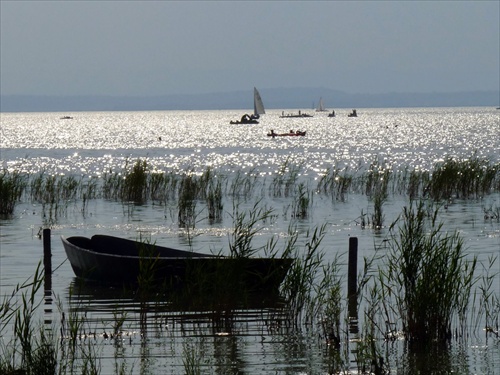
[{"x1": 1, "y1": 1, "x2": 499, "y2": 97}]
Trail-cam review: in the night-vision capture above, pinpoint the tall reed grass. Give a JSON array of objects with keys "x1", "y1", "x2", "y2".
[
  {"x1": 0, "y1": 170, "x2": 26, "y2": 215},
  {"x1": 426, "y1": 154, "x2": 499, "y2": 200},
  {"x1": 378, "y1": 201, "x2": 477, "y2": 346}
]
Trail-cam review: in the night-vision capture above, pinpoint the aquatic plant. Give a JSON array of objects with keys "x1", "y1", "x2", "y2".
[
  {"x1": 426, "y1": 155, "x2": 499, "y2": 200},
  {"x1": 269, "y1": 158, "x2": 301, "y2": 197},
  {"x1": 177, "y1": 173, "x2": 199, "y2": 228},
  {"x1": 291, "y1": 182, "x2": 312, "y2": 219},
  {"x1": 206, "y1": 179, "x2": 223, "y2": 222},
  {"x1": 379, "y1": 201, "x2": 477, "y2": 345},
  {"x1": 229, "y1": 201, "x2": 273, "y2": 258},
  {"x1": 0, "y1": 170, "x2": 26, "y2": 215},
  {"x1": 316, "y1": 166, "x2": 354, "y2": 202},
  {"x1": 227, "y1": 168, "x2": 259, "y2": 199},
  {"x1": 121, "y1": 159, "x2": 148, "y2": 203},
  {"x1": 281, "y1": 224, "x2": 327, "y2": 324}
]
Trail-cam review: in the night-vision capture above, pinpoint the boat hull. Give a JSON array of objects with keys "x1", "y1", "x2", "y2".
[{"x1": 62, "y1": 235, "x2": 293, "y2": 293}]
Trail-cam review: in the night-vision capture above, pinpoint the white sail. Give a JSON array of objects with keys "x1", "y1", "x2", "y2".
[
  {"x1": 316, "y1": 97, "x2": 326, "y2": 112},
  {"x1": 254, "y1": 87, "x2": 265, "y2": 116}
]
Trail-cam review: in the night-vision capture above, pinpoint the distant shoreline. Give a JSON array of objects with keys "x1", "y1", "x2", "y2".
[{"x1": 1, "y1": 88, "x2": 498, "y2": 112}]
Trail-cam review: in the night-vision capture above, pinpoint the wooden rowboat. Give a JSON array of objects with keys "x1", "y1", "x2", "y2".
[{"x1": 62, "y1": 235, "x2": 293, "y2": 293}]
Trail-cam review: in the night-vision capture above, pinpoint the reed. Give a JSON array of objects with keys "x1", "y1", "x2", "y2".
[
  {"x1": 426, "y1": 155, "x2": 499, "y2": 200},
  {"x1": 316, "y1": 166, "x2": 353, "y2": 201},
  {"x1": 371, "y1": 186, "x2": 386, "y2": 229},
  {"x1": 229, "y1": 201, "x2": 273, "y2": 258},
  {"x1": 281, "y1": 224, "x2": 326, "y2": 324},
  {"x1": 149, "y1": 171, "x2": 179, "y2": 203},
  {"x1": 228, "y1": 168, "x2": 259, "y2": 199},
  {"x1": 380, "y1": 200, "x2": 478, "y2": 346},
  {"x1": 291, "y1": 182, "x2": 312, "y2": 219},
  {"x1": 177, "y1": 173, "x2": 199, "y2": 228},
  {"x1": 0, "y1": 170, "x2": 26, "y2": 215},
  {"x1": 206, "y1": 179, "x2": 223, "y2": 222},
  {"x1": 269, "y1": 158, "x2": 301, "y2": 197},
  {"x1": 121, "y1": 159, "x2": 148, "y2": 203},
  {"x1": 182, "y1": 340, "x2": 204, "y2": 375},
  {"x1": 102, "y1": 168, "x2": 123, "y2": 200},
  {"x1": 476, "y1": 255, "x2": 500, "y2": 338},
  {"x1": 30, "y1": 173, "x2": 80, "y2": 203}
]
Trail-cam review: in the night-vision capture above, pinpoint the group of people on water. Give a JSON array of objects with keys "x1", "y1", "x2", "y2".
[{"x1": 268, "y1": 129, "x2": 306, "y2": 137}]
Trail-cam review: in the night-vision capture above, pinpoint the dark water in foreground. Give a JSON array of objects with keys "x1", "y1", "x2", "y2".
[{"x1": 1, "y1": 107, "x2": 499, "y2": 373}]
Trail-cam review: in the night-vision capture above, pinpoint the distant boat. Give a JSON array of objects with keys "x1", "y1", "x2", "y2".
[
  {"x1": 60, "y1": 116, "x2": 73, "y2": 119},
  {"x1": 348, "y1": 109, "x2": 358, "y2": 117},
  {"x1": 267, "y1": 130, "x2": 306, "y2": 137},
  {"x1": 315, "y1": 97, "x2": 328, "y2": 112},
  {"x1": 279, "y1": 110, "x2": 313, "y2": 118},
  {"x1": 230, "y1": 87, "x2": 266, "y2": 124}
]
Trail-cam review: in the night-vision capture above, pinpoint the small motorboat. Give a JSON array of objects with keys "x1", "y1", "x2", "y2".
[
  {"x1": 279, "y1": 110, "x2": 313, "y2": 118},
  {"x1": 62, "y1": 235, "x2": 293, "y2": 293},
  {"x1": 348, "y1": 109, "x2": 358, "y2": 117},
  {"x1": 268, "y1": 130, "x2": 306, "y2": 137}
]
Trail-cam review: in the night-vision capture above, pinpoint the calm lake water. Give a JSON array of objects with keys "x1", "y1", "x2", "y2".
[{"x1": 1, "y1": 107, "x2": 499, "y2": 374}]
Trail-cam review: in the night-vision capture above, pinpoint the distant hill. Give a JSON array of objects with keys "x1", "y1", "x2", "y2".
[{"x1": 1, "y1": 88, "x2": 498, "y2": 112}]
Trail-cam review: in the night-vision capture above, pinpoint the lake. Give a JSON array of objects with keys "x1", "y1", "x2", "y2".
[{"x1": 1, "y1": 107, "x2": 499, "y2": 374}]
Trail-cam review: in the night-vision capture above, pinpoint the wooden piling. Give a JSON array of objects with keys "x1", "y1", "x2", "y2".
[
  {"x1": 43, "y1": 228, "x2": 52, "y2": 291},
  {"x1": 347, "y1": 236, "x2": 358, "y2": 318}
]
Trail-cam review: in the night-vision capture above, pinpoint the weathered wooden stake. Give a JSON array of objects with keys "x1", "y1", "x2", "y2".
[
  {"x1": 347, "y1": 236, "x2": 358, "y2": 319},
  {"x1": 43, "y1": 228, "x2": 52, "y2": 291}
]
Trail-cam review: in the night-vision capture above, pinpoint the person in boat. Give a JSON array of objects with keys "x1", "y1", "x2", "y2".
[
  {"x1": 269, "y1": 129, "x2": 277, "y2": 137},
  {"x1": 241, "y1": 114, "x2": 251, "y2": 123}
]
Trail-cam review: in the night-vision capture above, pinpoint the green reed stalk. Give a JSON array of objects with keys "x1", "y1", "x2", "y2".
[
  {"x1": 229, "y1": 201, "x2": 273, "y2": 258},
  {"x1": 269, "y1": 158, "x2": 301, "y2": 197},
  {"x1": 178, "y1": 173, "x2": 199, "y2": 228},
  {"x1": 228, "y1": 168, "x2": 259, "y2": 199},
  {"x1": 381, "y1": 201, "x2": 478, "y2": 346},
  {"x1": 317, "y1": 166, "x2": 354, "y2": 202},
  {"x1": 427, "y1": 155, "x2": 500, "y2": 200},
  {"x1": 292, "y1": 182, "x2": 312, "y2": 219},
  {"x1": 0, "y1": 170, "x2": 26, "y2": 215},
  {"x1": 281, "y1": 224, "x2": 326, "y2": 324},
  {"x1": 121, "y1": 159, "x2": 148, "y2": 203},
  {"x1": 206, "y1": 179, "x2": 223, "y2": 222}
]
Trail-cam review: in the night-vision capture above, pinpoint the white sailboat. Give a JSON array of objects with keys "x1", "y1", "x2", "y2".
[
  {"x1": 316, "y1": 97, "x2": 327, "y2": 112},
  {"x1": 253, "y1": 87, "x2": 265, "y2": 118},
  {"x1": 230, "y1": 87, "x2": 265, "y2": 124}
]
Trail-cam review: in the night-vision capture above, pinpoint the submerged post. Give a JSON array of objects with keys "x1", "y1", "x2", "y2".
[{"x1": 347, "y1": 236, "x2": 358, "y2": 319}]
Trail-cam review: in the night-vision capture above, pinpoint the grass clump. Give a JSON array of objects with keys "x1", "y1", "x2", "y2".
[
  {"x1": 0, "y1": 170, "x2": 26, "y2": 215},
  {"x1": 121, "y1": 159, "x2": 148, "y2": 203},
  {"x1": 426, "y1": 155, "x2": 499, "y2": 200},
  {"x1": 379, "y1": 201, "x2": 477, "y2": 346}
]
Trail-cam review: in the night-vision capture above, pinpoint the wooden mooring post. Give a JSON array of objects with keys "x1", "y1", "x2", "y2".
[
  {"x1": 347, "y1": 236, "x2": 358, "y2": 319},
  {"x1": 43, "y1": 228, "x2": 52, "y2": 295}
]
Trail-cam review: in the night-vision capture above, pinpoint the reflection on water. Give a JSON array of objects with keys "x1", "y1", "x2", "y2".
[{"x1": 1, "y1": 108, "x2": 499, "y2": 373}]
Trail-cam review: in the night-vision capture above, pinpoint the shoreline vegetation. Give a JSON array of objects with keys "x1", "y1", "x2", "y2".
[{"x1": 1, "y1": 155, "x2": 499, "y2": 374}]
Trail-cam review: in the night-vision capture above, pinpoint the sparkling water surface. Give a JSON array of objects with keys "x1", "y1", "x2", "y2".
[{"x1": 1, "y1": 107, "x2": 499, "y2": 374}]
